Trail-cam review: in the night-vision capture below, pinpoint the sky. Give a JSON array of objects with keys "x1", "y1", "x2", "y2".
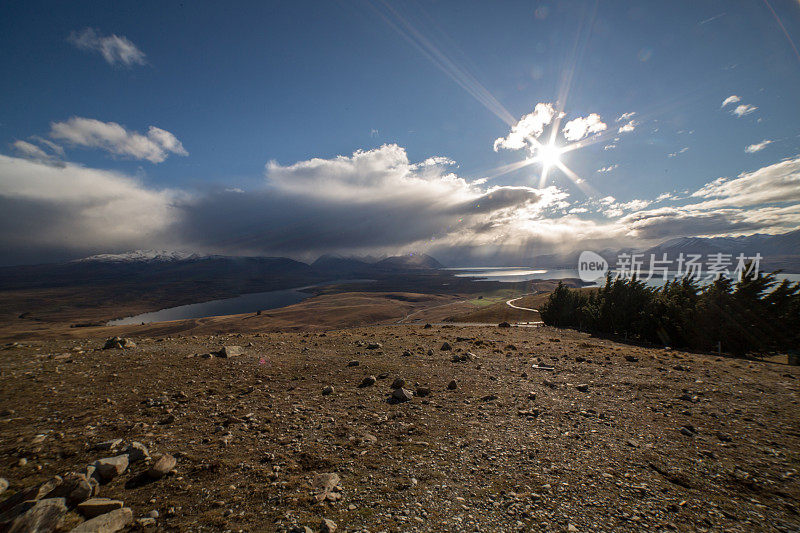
[{"x1": 1, "y1": 0, "x2": 799, "y2": 266}]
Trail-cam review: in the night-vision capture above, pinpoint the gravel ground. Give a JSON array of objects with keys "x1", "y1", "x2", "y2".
[{"x1": 1, "y1": 325, "x2": 798, "y2": 532}]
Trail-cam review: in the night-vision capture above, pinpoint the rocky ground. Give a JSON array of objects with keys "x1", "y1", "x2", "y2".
[{"x1": 1, "y1": 325, "x2": 799, "y2": 532}]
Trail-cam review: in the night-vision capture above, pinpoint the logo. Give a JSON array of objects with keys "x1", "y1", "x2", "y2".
[{"x1": 578, "y1": 250, "x2": 608, "y2": 282}]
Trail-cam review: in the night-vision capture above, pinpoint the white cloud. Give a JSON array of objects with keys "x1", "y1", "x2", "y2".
[
  {"x1": 562, "y1": 113, "x2": 607, "y2": 141},
  {"x1": 732, "y1": 104, "x2": 757, "y2": 117},
  {"x1": 493, "y1": 103, "x2": 555, "y2": 151},
  {"x1": 744, "y1": 140, "x2": 772, "y2": 153},
  {"x1": 10, "y1": 140, "x2": 64, "y2": 167},
  {"x1": 691, "y1": 155, "x2": 800, "y2": 207},
  {"x1": 668, "y1": 147, "x2": 689, "y2": 157},
  {"x1": 50, "y1": 117, "x2": 188, "y2": 163},
  {"x1": 603, "y1": 143, "x2": 617, "y2": 150},
  {"x1": 616, "y1": 111, "x2": 636, "y2": 122},
  {"x1": 596, "y1": 164, "x2": 618, "y2": 173},
  {"x1": 618, "y1": 121, "x2": 636, "y2": 134},
  {"x1": 68, "y1": 28, "x2": 146, "y2": 67},
  {"x1": 721, "y1": 95, "x2": 741, "y2": 108}
]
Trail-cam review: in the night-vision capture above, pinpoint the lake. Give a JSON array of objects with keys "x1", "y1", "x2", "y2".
[
  {"x1": 448, "y1": 267, "x2": 800, "y2": 288},
  {"x1": 107, "y1": 279, "x2": 374, "y2": 325}
]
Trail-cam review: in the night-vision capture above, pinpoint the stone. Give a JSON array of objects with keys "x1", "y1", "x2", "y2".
[
  {"x1": 416, "y1": 386, "x2": 431, "y2": 397},
  {"x1": 423, "y1": 323, "x2": 432, "y2": 328},
  {"x1": 527, "y1": 392, "x2": 537, "y2": 401},
  {"x1": 93, "y1": 456, "x2": 129, "y2": 481},
  {"x1": 320, "y1": 518, "x2": 337, "y2": 533},
  {"x1": 121, "y1": 442, "x2": 149, "y2": 463},
  {"x1": 103, "y1": 337, "x2": 135, "y2": 350},
  {"x1": 45, "y1": 473, "x2": 96, "y2": 506},
  {"x1": 390, "y1": 377, "x2": 405, "y2": 389},
  {"x1": 92, "y1": 439, "x2": 122, "y2": 452},
  {"x1": 322, "y1": 385, "x2": 334, "y2": 396},
  {"x1": 217, "y1": 346, "x2": 243, "y2": 357},
  {"x1": 358, "y1": 376, "x2": 376, "y2": 388},
  {"x1": 498, "y1": 321, "x2": 511, "y2": 328},
  {"x1": 7, "y1": 498, "x2": 67, "y2": 533},
  {"x1": 680, "y1": 426, "x2": 695, "y2": 437},
  {"x1": 440, "y1": 342, "x2": 452, "y2": 351},
  {"x1": 447, "y1": 380, "x2": 458, "y2": 390},
  {"x1": 137, "y1": 517, "x2": 156, "y2": 527},
  {"x1": 69, "y1": 507, "x2": 132, "y2": 532},
  {"x1": 0, "y1": 478, "x2": 7, "y2": 495},
  {"x1": 576, "y1": 384, "x2": 590, "y2": 392},
  {"x1": 313, "y1": 473, "x2": 341, "y2": 503},
  {"x1": 625, "y1": 355, "x2": 639, "y2": 362},
  {"x1": 146, "y1": 454, "x2": 176, "y2": 479},
  {"x1": 392, "y1": 388, "x2": 413, "y2": 402},
  {"x1": 481, "y1": 394, "x2": 498, "y2": 402},
  {"x1": 366, "y1": 342, "x2": 382, "y2": 349},
  {"x1": 77, "y1": 498, "x2": 124, "y2": 519},
  {"x1": 346, "y1": 360, "x2": 359, "y2": 367},
  {"x1": 716, "y1": 432, "x2": 732, "y2": 442}
]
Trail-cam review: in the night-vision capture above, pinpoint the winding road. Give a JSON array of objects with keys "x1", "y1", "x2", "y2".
[{"x1": 505, "y1": 294, "x2": 538, "y2": 312}]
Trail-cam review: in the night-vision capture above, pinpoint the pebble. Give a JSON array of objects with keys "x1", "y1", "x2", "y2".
[
  {"x1": 322, "y1": 385, "x2": 334, "y2": 396},
  {"x1": 391, "y1": 377, "x2": 406, "y2": 389},
  {"x1": 447, "y1": 380, "x2": 458, "y2": 390}
]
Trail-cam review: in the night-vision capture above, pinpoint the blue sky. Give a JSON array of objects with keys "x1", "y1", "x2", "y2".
[{"x1": 1, "y1": 0, "x2": 799, "y2": 265}]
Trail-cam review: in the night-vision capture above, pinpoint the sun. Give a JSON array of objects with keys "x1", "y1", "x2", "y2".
[{"x1": 537, "y1": 142, "x2": 563, "y2": 170}]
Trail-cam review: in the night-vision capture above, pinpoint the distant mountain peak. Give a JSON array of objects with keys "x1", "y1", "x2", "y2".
[{"x1": 75, "y1": 249, "x2": 205, "y2": 263}]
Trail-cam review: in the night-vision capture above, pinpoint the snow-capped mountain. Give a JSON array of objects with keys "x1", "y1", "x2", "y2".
[{"x1": 75, "y1": 249, "x2": 207, "y2": 263}]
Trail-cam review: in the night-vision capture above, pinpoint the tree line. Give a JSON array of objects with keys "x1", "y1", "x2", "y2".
[{"x1": 539, "y1": 269, "x2": 800, "y2": 355}]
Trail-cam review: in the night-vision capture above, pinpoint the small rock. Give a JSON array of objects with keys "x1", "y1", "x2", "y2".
[
  {"x1": 625, "y1": 355, "x2": 639, "y2": 362},
  {"x1": 217, "y1": 346, "x2": 243, "y2": 358},
  {"x1": 423, "y1": 323, "x2": 432, "y2": 329},
  {"x1": 416, "y1": 386, "x2": 431, "y2": 397},
  {"x1": 717, "y1": 432, "x2": 732, "y2": 442},
  {"x1": 121, "y1": 442, "x2": 149, "y2": 463},
  {"x1": 447, "y1": 380, "x2": 458, "y2": 390},
  {"x1": 92, "y1": 439, "x2": 122, "y2": 452},
  {"x1": 0, "y1": 478, "x2": 8, "y2": 495},
  {"x1": 366, "y1": 342, "x2": 382, "y2": 349},
  {"x1": 390, "y1": 377, "x2": 406, "y2": 389},
  {"x1": 358, "y1": 376, "x2": 376, "y2": 388},
  {"x1": 146, "y1": 510, "x2": 159, "y2": 519},
  {"x1": 70, "y1": 507, "x2": 132, "y2": 533},
  {"x1": 527, "y1": 392, "x2": 537, "y2": 401},
  {"x1": 103, "y1": 337, "x2": 136, "y2": 350},
  {"x1": 93, "y1": 456, "x2": 129, "y2": 481},
  {"x1": 45, "y1": 473, "x2": 97, "y2": 506},
  {"x1": 576, "y1": 384, "x2": 590, "y2": 392},
  {"x1": 392, "y1": 388, "x2": 414, "y2": 402},
  {"x1": 498, "y1": 321, "x2": 511, "y2": 328},
  {"x1": 680, "y1": 426, "x2": 695, "y2": 437},
  {"x1": 77, "y1": 498, "x2": 124, "y2": 519},
  {"x1": 147, "y1": 454, "x2": 176, "y2": 479},
  {"x1": 346, "y1": 360, "x2": 359, "y2": 367},
  {"x1": 322, "y1": 385, "x2": 334, "y2": 396},
  {"x1": 481, "y1": 394, "x2": 498, "y2": 402},
  {"x1": 440, "y1": 342, "x2": 452, "y2": 351},
  {"x1": 137, "y1": 517, "x2": 157, "y2": 527},
  {"x1": 320, "y1": 518, "x2": 337, "y2": 533}
]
